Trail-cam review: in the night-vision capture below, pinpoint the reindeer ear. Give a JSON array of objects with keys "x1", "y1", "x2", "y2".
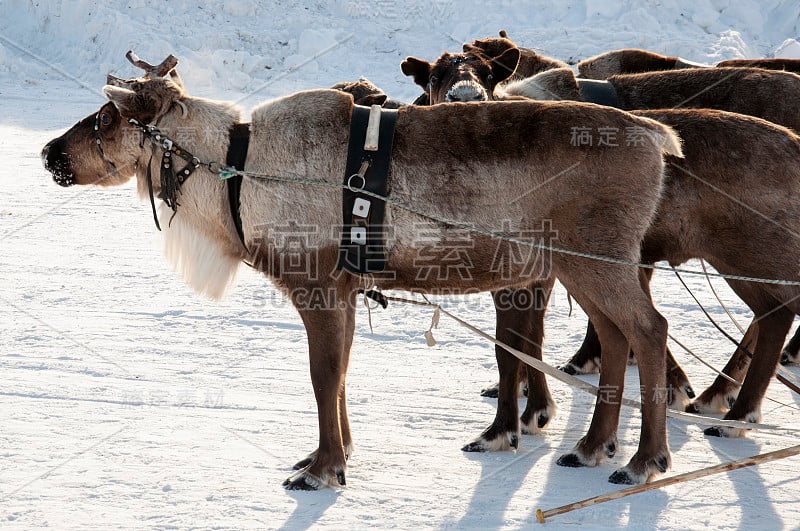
[
  {"x1": 103, "y1": 85, "x2": 159, "y2": 123},
  {"x1": 401, "y1": 57, "x2": 432, "y2": 90},
  {"x1": 490, "y1": 47, "x2": 521, "y2": 85},
  {"x1": 360, "y1": 94, "x2": 388, "y2": 107}
]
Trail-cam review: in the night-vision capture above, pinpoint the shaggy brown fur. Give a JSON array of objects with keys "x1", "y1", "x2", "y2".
[
  {"x1": 329, "y1": 77, "x2": 405, "y2": 108},
  {"x1": 578, "y1": 48, "x2": 800, "y2": 79},
  {"x1": 401, "y1": 47, "x2": 521, "y2": 104},
  {"x1": 511, "y1": 66, "x2": 800, "y2": 132},
  {"x1": 401, "y1": 33, "x2": 567, "y2": 106},
  {"x1": 717, "y1": 57, "x2": 800, "y2": 71},
  {"x1": 474, "y1": 106, "x2": 800, "y2": 447},
  {"x1": 463, "y1": 30, "x2": 570, "y2": 79},
  {"x1": 43, "y1": 72, "x2": 682, "y2": 488},
  {"x1": 507, "y1": 65, "x2": 800, "y2": 375}
]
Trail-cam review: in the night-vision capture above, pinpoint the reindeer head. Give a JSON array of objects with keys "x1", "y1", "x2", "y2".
[
  {"x1": 329, "y1": 77, "x2": 389, "y2": 107},
  {"x1": 400, "y1": 46, "x2": 520, "y2": 104},
  {"x1": 42, "y1": 53, "x2": 186, "y2": 188}
]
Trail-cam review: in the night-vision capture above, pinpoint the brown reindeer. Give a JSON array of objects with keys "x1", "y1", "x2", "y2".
[
  {"x1": 400, "y1": 52, "x2": 727, "y2": 404},
  {"x1": 509, "y1": 66, "x2": 800, "y2": 374},
  {"x1": 462, "y1": 30, "x2": 570, "y2": 78},
  {"x1": 511, "y1": 66, "x2": 800, "y2": 132},
  {"x1": 578, "y1": 48, "x2": 800, "y2": 79},
  {"x1": 411, "y1": 55, "x2": 800, "y2": 440},
  {"x1": 42, "y1": 54, "x2": 682, "y2": 487},
  {"x1": 329, "y1": 77, "x2": 406, "y2": 108},
  {"x1": 401, "y1": 31, "x2": 568, "y2": 106},
  {"x1": 468, "y1": 108, "x2": 800, "y2": 454}
]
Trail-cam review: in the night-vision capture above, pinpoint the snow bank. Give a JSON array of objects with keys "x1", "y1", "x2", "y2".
[{"x1": 1, "y1": 0, "x2": 798, "y2": 103}]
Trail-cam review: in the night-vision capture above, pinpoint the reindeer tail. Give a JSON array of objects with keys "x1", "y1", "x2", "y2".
[{"x1": 635, "y1": 116, "x2": 684, "y2": 158}]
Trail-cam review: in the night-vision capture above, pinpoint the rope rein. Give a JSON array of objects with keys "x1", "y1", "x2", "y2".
[
  {"x1": 376, "y1": 292, "x2": 799, "y2": 433},
  {"x1": 225, "y1": 168, "x2": 800, "y2": 287},
  {"x1": 123, "y1": 122, "x2": 800, "y2": 287}
]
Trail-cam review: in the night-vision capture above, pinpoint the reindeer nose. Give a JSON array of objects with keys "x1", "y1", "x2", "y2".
[
  {"x1": 42, "y1": 138, "x2": 75, "y2": 187},
  {"x1": 445, "y1": 80, "x2": 487, "y2": 103}
]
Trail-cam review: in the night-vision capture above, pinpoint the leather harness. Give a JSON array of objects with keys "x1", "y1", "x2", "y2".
[
  {"x1": 577, "y1": 78, "x2": 621, "y2": 108},
  {"x1": 337, "y1": 104, "x2": 399, "y2": 274}
]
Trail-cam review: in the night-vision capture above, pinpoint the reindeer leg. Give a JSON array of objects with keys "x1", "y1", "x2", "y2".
[
  {"x1": 465, "y1": 279, "x2": 558, "y2": 452},
  {"x1": 560, "y1": 319, "x2": 602, "y2": 375},
  {"x1": 780, "y1": 322, "x2": 800, "y2": 365},
  {"x1": 463, "y1": 287, "x2": 534, "y2": 452},
  {"x1": 284, "y1": 283, "x2": 356, "y2": 490},
  {"x1": 558, "y1": 268, "x2": 670, "y2": 485},
  {"x1": 705, "y1": 284, "x2": 793, "y2": 438},
  {"x1": 520, "y1": 278, "x2": 557, "y2": 434},
  {"x1": 556, "y1": 300, "x2": 626, "y2": 470},
  {"x1": 636, "y1": 268, "x2": 694, "y2": 408},
  {"x1": 687, "y1": 322, "x2": 755, "y2": 414},
  {"x1": 292, "y1": 294, "x2": 356, "y2": 471}
]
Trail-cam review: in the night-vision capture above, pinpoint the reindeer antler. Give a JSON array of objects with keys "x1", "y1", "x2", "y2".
[
  {"x1": 126, "y1": 50, "x2": 179, "y2": 77},
  {"x1": 123, "y1": 50, "x2": 184, "y2": 88},
  {"x1": 106, "y1": 74, "x2": 133, "y2": 88}
]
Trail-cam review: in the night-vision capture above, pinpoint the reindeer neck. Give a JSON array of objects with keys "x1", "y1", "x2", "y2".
[{"x1": 133, "y1": 97, "x2": 249, "y2": 260}]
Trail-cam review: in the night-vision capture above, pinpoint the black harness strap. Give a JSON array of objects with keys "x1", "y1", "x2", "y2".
[
  {"x1": 577, "y1": 79, "x2": 621, "y2": 108},
  {"x1": 226, "y1": 123, "x2": 250, "y2": 251},
  {"x1": 337, "y1": 105, "x2": 399, "y2": 273}
]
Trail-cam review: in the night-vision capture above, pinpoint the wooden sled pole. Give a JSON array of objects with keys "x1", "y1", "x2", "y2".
[{"x1": 536, "y1": 444, "x2": 800, "y2": 523}]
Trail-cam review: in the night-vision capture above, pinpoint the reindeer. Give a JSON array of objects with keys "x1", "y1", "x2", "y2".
[
  {"x1": 329, "y1": 77, "x2": 406, "y2": 108},
  {"x1": 468, "y1": 107, "x2": 800, "y2": 454},
  {"x1": 42, "y1": 53, "x2": 683, "y2": 487},
  {"x1": 578, "y1": 48, "x2": 800, "y2": 79},
  {"x1": 462, "y1": 30, "x2": 570, "y2": 78},
  {"x1": 400, "y1": 31, "x2": 568, "y2": 105},
  {"x1": 405, "y1": 53, "x2": 800, "y2": 444},
  {"x1": 399, "y1": 49, "x2": 699, "y2": 403}
]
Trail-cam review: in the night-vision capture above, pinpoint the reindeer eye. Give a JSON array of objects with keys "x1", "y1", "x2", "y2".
[
  {"x1": 99, "y1": 113, "x2": 112, "y2": 126},
  {"x1": 429, "y1": 75, "x2": 438, "y2": 85},
  {"x1": 487, "y1": 74, "x2": 494, "y2": 82}
]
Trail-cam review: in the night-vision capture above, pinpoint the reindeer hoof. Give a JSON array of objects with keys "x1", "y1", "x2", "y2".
[
  {"x1": 480, "y1": 383, "x2": 500, "y2": 398},
  {"x1": 336, "y1": 470, "x2": 346, "y2": 486},
  {"x1": 462, "y1": 429, "x2": 519, "y2": 452},
  {"x1": 559, "y1": 363, "x2": 578, "y2": 375},
  {"x1": 704, "y1": 426, "x2": 727, "y2": 438},
  {"x1": 556, "y1": 453, "x2": 585, "y2": 468},
  {"x1": 685, "y1": 402, "x2": 700, "y2": 414},
  {"x1": 608, "y1": 469, "x2": 636, "y2": 485},
  {"x1": 521, "y1": 399, "x2": 557, "y2": 435},
  {"x1": 605, "y1": 441, "x2": 616, "y2": 458},
  {"x1": 462, "y1": 440, "x2": 489, "y2": 453},
  {"x1": 283, "y1": 474, "x2": 320, "y2": 491},
  {"x1": 537, "y1": 414, "x2": 549, "y2": 429},
  {"x1": 521, "y1": 412, "x2": 551, "y2": 434},
  {"x1": 559, "y1": 358, "x2": 600, "y2": 375}
]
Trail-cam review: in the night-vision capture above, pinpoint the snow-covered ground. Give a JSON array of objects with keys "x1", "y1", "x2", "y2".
[{"x1": 2, "y1": 1, "x2": 800, "y2": 529}]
